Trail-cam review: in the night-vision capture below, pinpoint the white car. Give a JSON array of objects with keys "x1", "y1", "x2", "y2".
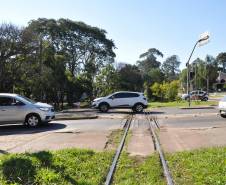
[
  {"x1": 218, "y1": 95, "x2": 226, "y2": 118},
  {"x1": 0, "y1": 93, "x2": 55, "y2": 127},
  {"x1": 92, "y1": 91, "x2": 148, "y2": 113}
]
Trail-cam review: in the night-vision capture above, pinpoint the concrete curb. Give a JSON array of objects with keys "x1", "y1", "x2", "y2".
[
  {"x1": 55, "y1": 116, "x2": 98, "y2": 120},
  {"x1": 180, "y1": 106, "x2": 215, "y2": 110}
]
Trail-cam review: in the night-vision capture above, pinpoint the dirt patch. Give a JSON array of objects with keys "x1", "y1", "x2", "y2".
[{"x1": 104, "y1": 129, "x2": 124, "y2": 150}]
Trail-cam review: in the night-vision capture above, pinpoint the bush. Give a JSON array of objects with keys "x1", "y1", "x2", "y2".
[{"x1": 151, "y1": 80, "x2": 180, "y2": 101}]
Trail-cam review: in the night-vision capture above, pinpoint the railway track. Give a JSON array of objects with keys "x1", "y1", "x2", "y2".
[{"x1": 104, "y1": 111, "x2": 174, "y2": 185}]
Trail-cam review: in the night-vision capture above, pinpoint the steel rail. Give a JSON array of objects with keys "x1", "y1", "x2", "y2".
[
  {"x1": 104, "y1": 113, "x2": 133, "y2": 185},
  {"x1": 145, "y1": 111, "x2": 174, "y2": 185}
]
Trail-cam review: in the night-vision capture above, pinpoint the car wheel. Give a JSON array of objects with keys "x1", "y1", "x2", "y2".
[
  {"x1": 99, "y1": 103, "x2": 109, "y2": 113},
  {"x1": 26, "y1": 114, "x2": 41, "y2": 127},
  {"x1": 220, "y1": 113, "x2": 226, "y2": 118},
  {"x1": 134, "y1": 103, "x2": 144, "y2": 113},
  {"x1": 201, "y1": 97, "x2": 207, "y2": 101}
]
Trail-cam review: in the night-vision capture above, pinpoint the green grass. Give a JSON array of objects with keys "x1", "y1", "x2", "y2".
[
  {"x1": 0, "y1": 149, "x2": 114, "y2": 185},
  {"x1": 167, "y1": 147, "x2": 226, "y2": 185},
  {"x1": 113, "y1": 153, "x2": 165, "y2": 185},
  {"x1": 0, "y1": 147, "x2": 226, "y2": 184},
  {"x1": 148, "y1": 100, "x2": 218, "y2": 108}
]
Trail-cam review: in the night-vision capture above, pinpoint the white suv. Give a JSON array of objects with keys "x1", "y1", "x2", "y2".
[{"x1": 92, "y1": 91, "x2": 148, "y2": 113}]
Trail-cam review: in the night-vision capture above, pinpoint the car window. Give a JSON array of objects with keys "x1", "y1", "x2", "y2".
[
  {"x1": 114, "y1": 93, "x2": 125, "y2": 98},
  {"x1": 0, "y1": 97, "x2": 14, "y2": 106},
  {"x1": 114, "y1": 93, "x2": 140, "y2": 98},
  {"x1": 126, "y1": 93, "x2": 140, "y2": 98},
  {"x1": 17, "y1": 95, "x2": 36, "y2": 104},
  {"x1": 15, "y1": 99, "x2": 25, "y2": 106}
]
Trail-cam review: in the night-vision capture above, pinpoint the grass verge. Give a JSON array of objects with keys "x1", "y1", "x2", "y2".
[
  {"x1": 0, "y1": 149, "x2": 114, "y2": 185},
  {"x1": 149, "y1": 100, "x2": 218, "y2": 108},
  {"x1": 167, "y1": 147, "x2": 226, "y2": 185},
  {"x1": 0, "y1": 147, "x2": 225, "y2": 184},
  {"x1": 113, "y1": 152, "x2": 165, "y2": 185}
]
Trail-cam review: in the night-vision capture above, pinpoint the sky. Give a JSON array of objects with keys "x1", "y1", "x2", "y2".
[{"x1": 0, "y1": 0, "x2": 226, "y2": 69}]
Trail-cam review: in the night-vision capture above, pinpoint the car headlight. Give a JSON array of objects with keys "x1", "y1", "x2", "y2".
[{"x1": 39, "y1": 107, "x2": 50, "y2": 112}]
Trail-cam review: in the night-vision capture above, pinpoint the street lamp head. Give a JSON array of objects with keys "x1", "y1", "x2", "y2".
[
  {"x1": 198, "y1": 32, "x2": 210, "y2": 47},
  {"x1": 198, "y1": 35, "x2": 210, "y2": 42}
]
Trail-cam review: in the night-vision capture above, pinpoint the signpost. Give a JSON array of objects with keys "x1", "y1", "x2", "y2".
[{"x1": 186, "y1": 32, "x2": 210, "y2": 107}]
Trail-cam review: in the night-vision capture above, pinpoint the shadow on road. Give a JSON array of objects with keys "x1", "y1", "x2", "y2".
[
  {"x1": 97, "y1": 110, "x2": 165, "y2": 115},
  {"x1": 0, "y1": 123, "x2": 66, "y2": 136},
  {"x1": 0, "y1": 149, "x2": 8, "y2": 154},
  {"x1": 147, "y1": 111, "x2": 165, "y2": 115},
  {"x1": 97, "y1": 110, "x2": 132, "y2": 114}
]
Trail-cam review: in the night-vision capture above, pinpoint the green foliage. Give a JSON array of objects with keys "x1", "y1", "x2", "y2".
[
  {"x1": 0, "y1": 19, "x2": 115, "y2": 109},
  {"x1": 217, "y1": 52, "x2": 226, "y2": 79},
  {"x1": 151, "y1": 80, "x2": 180, "y2": 101},
  {"x1": 137, "y1": 48, "x2": 164, "y2": 99},
  {"x1": 162, "y1": 55, "x2": 181, "y2": 81},
  {"x1": 118, "y1": 64, "x2": 143, "y2": 92},
  {"x1": 180, "y1": 56, "x2": 218, "y2": 92},
  {"x1": 95, "y1": 63, "x2": 119, "y2": 97}
]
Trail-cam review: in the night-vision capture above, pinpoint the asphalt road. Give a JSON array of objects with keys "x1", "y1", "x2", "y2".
[
  {"x1": 0, "y1": 118, "x2": 125, "y2": 135},
  {"x1": 0, "y1": 107, "x2": 222, "y2": 134},
  {"x1": 0, "y1": 107, "x2": 225, "y2": 153},
  {"x1": 158, "y1": 114, "x2": 226, "y2": 128}
]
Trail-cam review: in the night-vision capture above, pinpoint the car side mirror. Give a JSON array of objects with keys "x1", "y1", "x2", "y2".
[{"x1": 111, "y1": 96, "x2": 115, "y2": 100}]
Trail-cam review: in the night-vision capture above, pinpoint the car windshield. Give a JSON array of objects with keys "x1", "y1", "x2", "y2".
[{"x1": 17, "y1": 95, "x2": 36, "y2": 104}]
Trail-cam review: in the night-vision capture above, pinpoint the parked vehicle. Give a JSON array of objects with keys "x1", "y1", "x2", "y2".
[
  {"x1": 181, "y1": 90, "x2": 208, "y2": 101},
  {"x1": 218, "y1": 95, "x2": 226, "y2": 118},
  {"x1": 0, "y1": 93, "x2": 55, "y2": 127},
  {"x1": 92, "y1": 91, "x2": 148, "y2": 113}
]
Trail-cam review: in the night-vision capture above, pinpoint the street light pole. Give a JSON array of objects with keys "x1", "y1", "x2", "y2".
[
  {"x1": 186, "y1": 34, "x2": 210, "y2": 107},
  {"x1": 186, "y1": 41, "x2": 199, "y2": 107}
]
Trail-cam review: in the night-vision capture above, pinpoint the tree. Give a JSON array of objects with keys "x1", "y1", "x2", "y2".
[
  {"x1": 118, "y1": 64, "x2": 143, "y2": 91},
  {"x1": 205, "y1": 55, "x2": 218, "y2": 92},
  {"x1": 137, "y1": 48, "x2": 163, "y2": 74},
  {"x1": 137, "y1": 48, "x2": 164, "y2": 98},
  {"x1": 27, "y1": 18, "x2": 116, "y2": 105},
  {"x1": 0, "y1": 23, "x2": 23, "y2": 92},
  {"x1": 162, "y1": 55, "x2": 181, "y2": 81},
  {"x1": 179, "y1": 68, "x2": 187, "y2": 93},
  {"x1": 95, "y1": 64, "x2": 119, "y2": 97},
  {"x1": 189, "y1": 56, "x2": 218, "y2": 91},
  {"x1": 151, "y1": 80, "x2": 180, "y2": 101},
  {"x1": 216, "y1": 52, "x2": 226, "y2": 72},
  {"x1": 0, "y1": 19, "x2": 116, "y2": 109}
]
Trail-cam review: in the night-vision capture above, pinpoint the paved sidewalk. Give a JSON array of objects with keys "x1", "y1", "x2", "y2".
[
  {"x1": 160, "y1": 126, "x2": 226, "y2": 153},
  {"x1": 1, "y1": 131, "x2": 110, "y2": 153}
]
